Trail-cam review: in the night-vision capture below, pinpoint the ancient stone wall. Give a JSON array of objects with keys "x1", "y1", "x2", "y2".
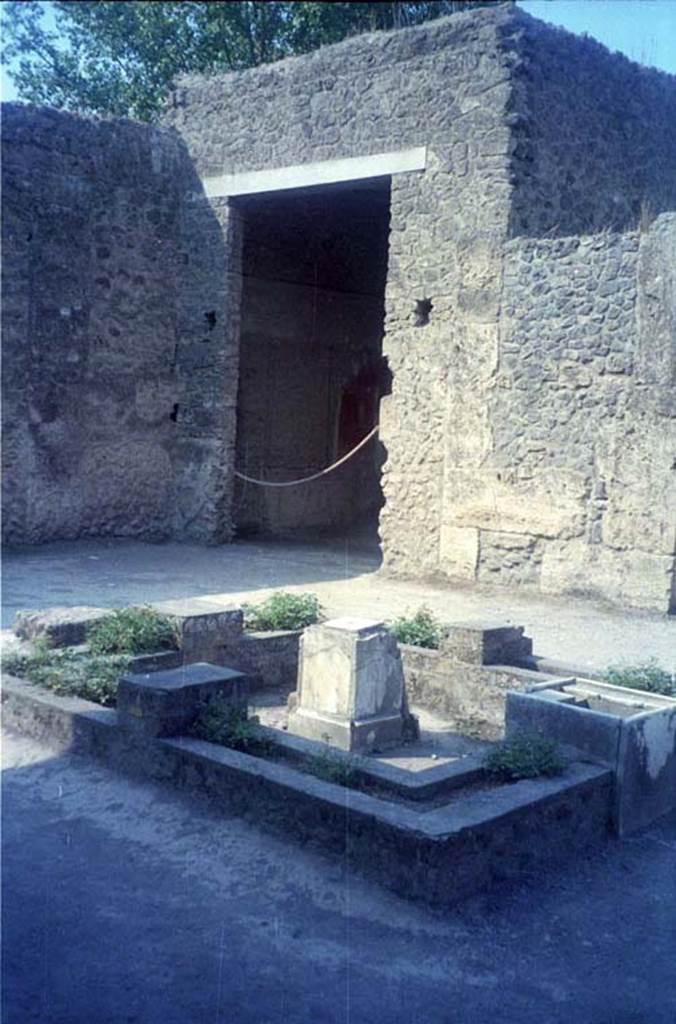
[
  {"x1": 472, "y1": 218, "x2": 675, "y2": 611},
  {"x1": 508, "y1": 13, "x2": 676, "y2": 236},
  {"x1": 165, "y1": 3, "x2": 519, "y2": 569},
  {"x1": 3, "y1": 4, "x2": 675, "y2": 610},
  {"x1": 1, "y1": 104, "x2": 238, "y2": 544},
  {"x1": 434, "y1": 12, "x2": 676, "y2": 610}
]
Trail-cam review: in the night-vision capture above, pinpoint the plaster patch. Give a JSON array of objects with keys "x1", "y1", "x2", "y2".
[{"x1": 637, "y1": 712, "x2": 676, "y2": 781}]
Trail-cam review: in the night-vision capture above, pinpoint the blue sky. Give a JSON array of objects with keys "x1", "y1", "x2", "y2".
[
  {"x1": 519, "y1": 0, "x2": 676, "y2": 71},
  {"x1": 1, "y1": 0, "x2": 675, "y2": 103}
]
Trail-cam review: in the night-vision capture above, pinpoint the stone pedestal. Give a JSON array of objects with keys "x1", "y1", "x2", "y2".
[
  {"x1": 441, "y1": 622, "x2": 532, "y2": 666},
  {"x1": 287, "y1": 617, "x2": 414, "y2": 753},
  {"x1": 118, "y1": 662, "x2": 248, "y2": 738}
]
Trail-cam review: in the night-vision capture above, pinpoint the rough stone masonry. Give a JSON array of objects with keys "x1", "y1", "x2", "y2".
[{"x1": 2, "y1": 3, "x2": 675, "y2": 612}]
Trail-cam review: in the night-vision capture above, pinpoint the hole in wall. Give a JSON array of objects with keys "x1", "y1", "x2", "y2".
[
  {"x1": 169, "y1": 403, "x2": 179, "y2": 422},
  {"x1": 414, "y1": 297, "x2": 433, "y2": 327},
  {"x1": 204, "y1": 311, "x2": 217, "y2": 330}
]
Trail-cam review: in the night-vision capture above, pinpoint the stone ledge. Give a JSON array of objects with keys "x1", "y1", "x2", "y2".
[
  {"x1": 13, "y1": 606, "x2": 109, "y2": 647},
  {"x1": 256, "y1": 724, "x2": 485, "y2": 801}
]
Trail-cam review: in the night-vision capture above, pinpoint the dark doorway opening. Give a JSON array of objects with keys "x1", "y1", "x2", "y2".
[{"x1": 233, "y1": 177, "x2": 391, "y2": 550}]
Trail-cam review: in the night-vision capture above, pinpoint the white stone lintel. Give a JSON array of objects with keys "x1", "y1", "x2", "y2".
[{"x1": 202, "y1": 146, "x2": 427, "y2": 199}]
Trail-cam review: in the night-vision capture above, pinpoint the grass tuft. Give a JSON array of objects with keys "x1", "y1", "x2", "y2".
[
  {"x1": 243, "y1": 592, "x2": 320, "y2": 632},
  {"x1": 389, "y1": 606, "x2": 442, "y2": 649},
  {"x1": 603, "y1": 659, "x2": 674, "y2": 697},
  {"x1": 87, "y1": 606, "x2": 178, "y2": 655},
  {"x1": 483, "y1": 732, "x2": 564, "y2": 782}
]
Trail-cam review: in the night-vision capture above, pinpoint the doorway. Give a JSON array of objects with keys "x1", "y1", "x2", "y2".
[{"x1": 233, "y1": 177, "x2": 391, "y2": 546}]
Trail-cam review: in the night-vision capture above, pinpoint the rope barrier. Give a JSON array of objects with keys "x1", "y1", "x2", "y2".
[{"x1": 234, "y1": 424, "x2": 380, "y2": 488}]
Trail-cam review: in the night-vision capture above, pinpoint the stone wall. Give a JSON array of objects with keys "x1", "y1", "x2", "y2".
[
  {"x1": 432, "y1": 13, "x2": 676, "y2": 610},
  {"x1": 165, "y1": 3, "x2": 519, "y2": 570},
  {"x1": 2, "y1": 3, "x2": 675, "y2": 610},
  {"x1": 401, "y1": 645, "x2": 546, "y2": 739},
  {"x1": 473, "y1": 219, "x2": 674, "y2": 611},
  {"x1": 508, "y1": 12, "x2": 676, "y2": 236},
  {"x1": 1, "y1": 104, "x2": 239, "y2": 544}
]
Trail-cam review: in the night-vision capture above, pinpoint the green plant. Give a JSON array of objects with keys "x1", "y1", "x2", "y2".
[
  {"x1": 303, "y1": 747, "x2": 362, "y2": 788},
  {"x1": 243, "y1": 592, "x2": 320, "y2": 632},
  {"x1": 603, "y1": 659, "x2": 675, "y2": 697},
  {"x1": 2, "y1": 643, "x2": 128, "y2": 707},
  {"x1": 2, "y1": 2, "x2": 502, "y2": 121},
  {"x1": 190, "y1": 698, "x2": 271, "y2": 756},
  {"x1": 483, "y1": 732, "x2": 565, "y2": 782},
  {"x1": 87, "y1": 605, "x2": 178, "y2": 655},
  {"x1": 389, "y1": 606, "x2": 442, "y2": 649}
]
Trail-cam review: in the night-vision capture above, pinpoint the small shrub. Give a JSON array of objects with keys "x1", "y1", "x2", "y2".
[
  {"x1": 190, "y1": 698, "x2": 271, "y2": 755},
  {"x1": 390, "y1": 606, "x2": 442, "y2": 649},
  {"x1": 243, "y1": 592, "x2": 320, "y2": 632},
  {"x1": 303, "y1": 747, "x2": 362, "y2": 788},
  {"x1": 87, "y1": 606, "x2": 178, "y2": 655},
  {"x1": 603, "y1": 659, "x2": 675, "y2": 697},
  {"x1": 3, "y1": 643, "x2": 127, "y2": 707},
  {"x1": 484, "y1": 732, "x2": 564, "y2": 782}
]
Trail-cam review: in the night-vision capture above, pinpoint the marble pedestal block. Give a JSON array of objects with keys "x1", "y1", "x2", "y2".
[{"x1": 287, "y1": 617, "x2": 415, "y2": 753}]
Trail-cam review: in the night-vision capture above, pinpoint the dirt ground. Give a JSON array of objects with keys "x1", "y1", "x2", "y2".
[
  {"x1": 3, "y1": 537, "x2": 675, "y2": 673},
  {"x1": 2, "y1": 729, "x2": 675, "y2": 1024}
]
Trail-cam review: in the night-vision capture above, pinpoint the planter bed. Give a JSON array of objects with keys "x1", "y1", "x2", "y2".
[{"x1": 2, "y1": 673, "x2": 613, "y2": 908}]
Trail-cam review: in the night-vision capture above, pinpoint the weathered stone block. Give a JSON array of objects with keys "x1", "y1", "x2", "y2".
[
  {"x1": 219, "y1": 630, "x2": 301, "y2": 692},
  {"x1": 506, "y1": 681, "x2": 676, "y2": 834},
  {"x1": 440, "y1": 622, "x2": 532, "y2": 666},
  {"x1": 288, "y1": 617, "x2": 414, "y2": 752},
  {"x1": 118, "y1": 662, "x2": 249, "y2": 738},
  {"x1": 151, "y1": 599, "x2": 243, "y2": 661},
  {"x1": 13, "y1": 606, "x2": 108, "y2": 647},
  {"x1": 438, "y1": 525, "x2": 479, "y2": 580}
]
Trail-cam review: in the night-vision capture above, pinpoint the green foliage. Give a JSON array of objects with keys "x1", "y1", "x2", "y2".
[
  {"x1": 190, "y1": 698, "x2": 271, "y2": 755},
  {"x1": 603, "y1": 660, "x2": 675, "y2": 697},
  {"x1": 243, "y1": 592, "x2": 320, "y2": 632},
  {"x1": 3, "y1": 642, "x2": 128, "y2": 707},
  {"x1": 303, "y1": 748, "x2": 362, "y2": 788},
  {"x1": 1, "y1": 1, "x2": 509, "y2": 120},
  {"x1": 390, "y1": 606, "x2": 442, "y2": 649},
  {"x1": 483, "y1": 733, "x2": 565, "y2": 782},
  {"x1": 87, "y1": 606, "x2": 178, "y2": 655}
]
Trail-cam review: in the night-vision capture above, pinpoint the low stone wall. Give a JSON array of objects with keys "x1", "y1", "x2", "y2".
[
  {"x1": 218, "y1": 630, "x2": 300, "y2": 692},
  {"x1": 401, "y1": 646, "x2": 552, "y2": 739},
  {"x1": 2, "y1": 674, "x2": 612, "y2": 909},
  {"x1": 10, "y1": 600, "x2": 299, "y2": 694}
]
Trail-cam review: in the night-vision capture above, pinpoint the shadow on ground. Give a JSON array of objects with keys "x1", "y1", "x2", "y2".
[{"x1": 2, "y1": 731, "x2": 675, "y2": 1024}]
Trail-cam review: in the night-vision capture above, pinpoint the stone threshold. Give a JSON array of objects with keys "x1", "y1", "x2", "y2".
[{"x1": 2, "y1": 675, "x2": 613, "y2": 908}]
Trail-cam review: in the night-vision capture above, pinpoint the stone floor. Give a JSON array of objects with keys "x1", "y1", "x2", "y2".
[
  {"x1": 3, "y1": 536, "x2": 675, "y2": 673},
  {"x1": 252, "y1": 690, "x2": 491, "y2": 770}
]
